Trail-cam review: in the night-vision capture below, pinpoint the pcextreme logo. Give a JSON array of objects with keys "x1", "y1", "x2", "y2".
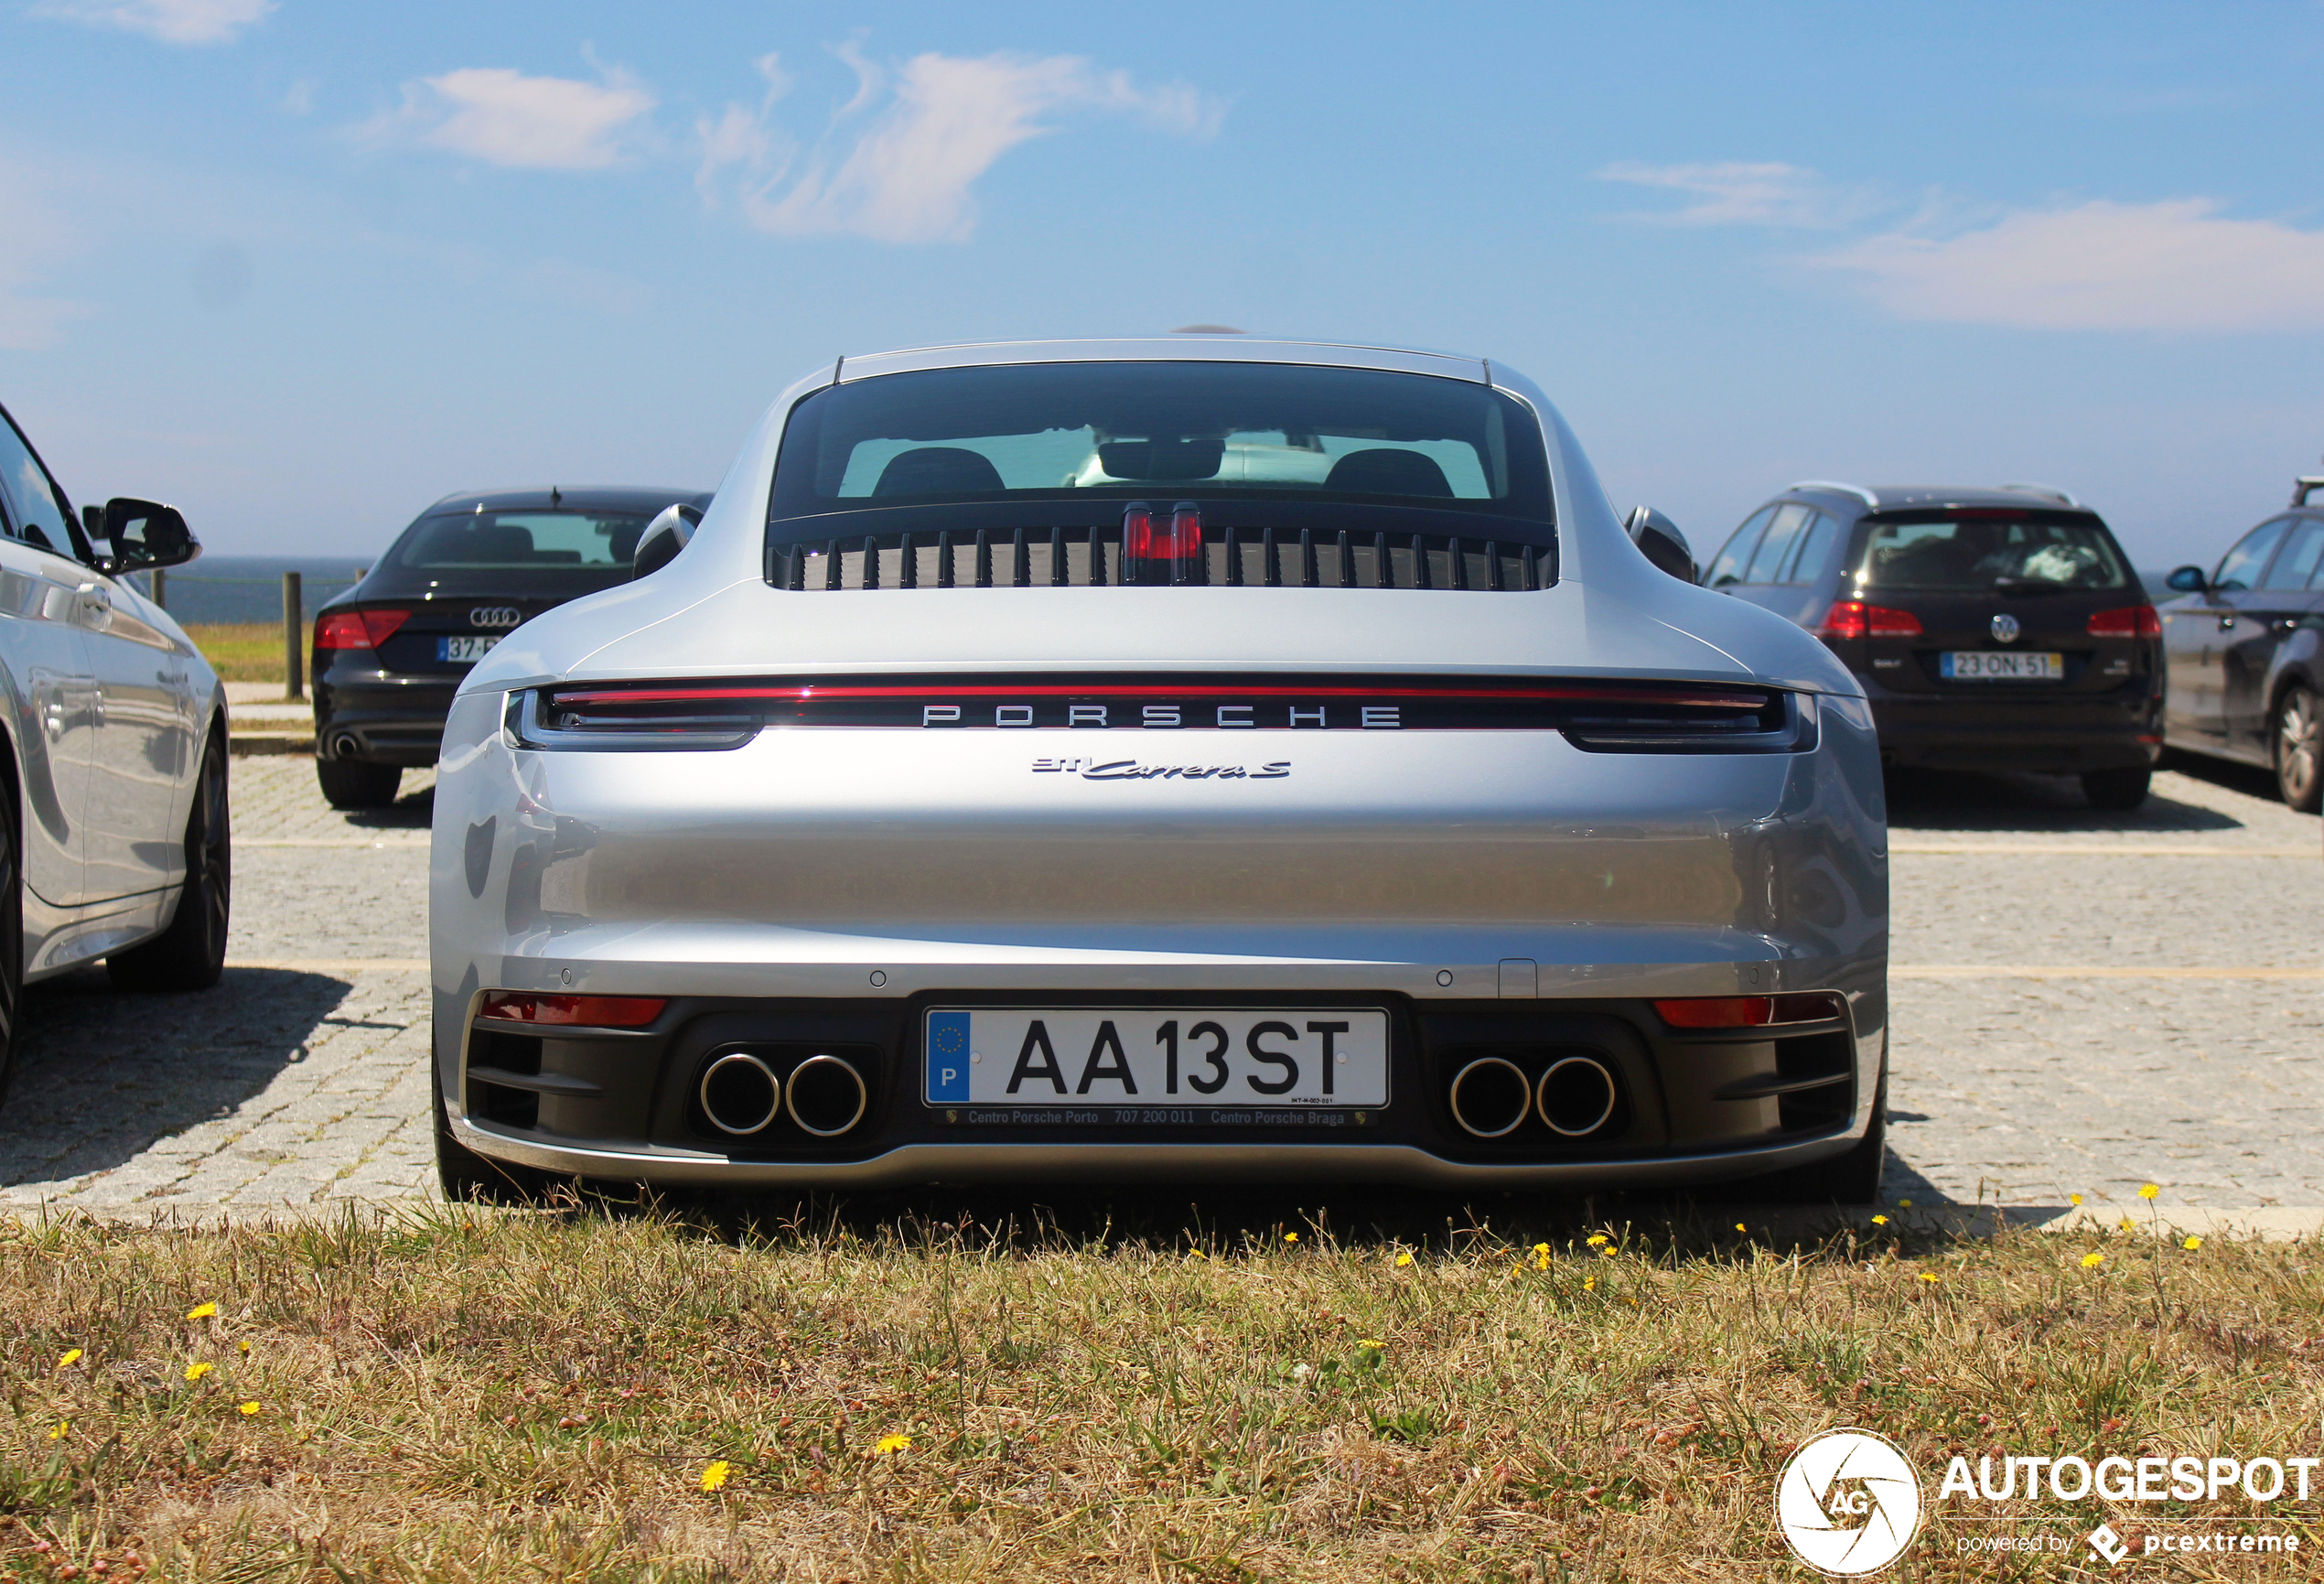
[{"x1": 1776, "y1": 1429, "x2": 1924, "y2": 1576}]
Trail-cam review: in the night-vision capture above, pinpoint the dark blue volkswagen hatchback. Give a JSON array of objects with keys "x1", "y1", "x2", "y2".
[
  {"x1": 311, "y1": 486, "x2": 709, "y2": 808},
  {"x1": 1705, "y1": 482, "x2": 2163, "y2": 809}
]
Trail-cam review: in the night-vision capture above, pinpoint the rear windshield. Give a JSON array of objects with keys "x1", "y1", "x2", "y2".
[
  {"x1": 393, "y1": 510, "x2": 652, "y2": 571},
  {"x1": 768, "y1": 361, "x2": 1555, "y2": 542},
  {"x1": 1852, "y1": 510, "x2": 2132, "y2": 593}
]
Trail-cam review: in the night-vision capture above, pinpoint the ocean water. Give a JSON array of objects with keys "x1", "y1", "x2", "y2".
[{"x1": 137, "y1": 555, "x2": 374, "y2": 625}]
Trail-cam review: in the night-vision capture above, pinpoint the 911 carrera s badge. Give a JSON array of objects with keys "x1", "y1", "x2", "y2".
[{"x1": 1031, "y1": 758, "x2": 1289, "y2": 780}]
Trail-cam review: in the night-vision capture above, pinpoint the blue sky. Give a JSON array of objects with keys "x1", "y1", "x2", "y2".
[{"x1": 3, "y1": 2, "x2": 2322, "y2": 569}]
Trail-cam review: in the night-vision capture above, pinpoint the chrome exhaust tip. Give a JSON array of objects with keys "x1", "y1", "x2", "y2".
[
  {"x1": 785, "y1": 1053, "x2": 868, "y2": 1137},
  {"x1": 1447, "y1": 1056, "x2": 1532, "y2": 1138},
  {"x1": 698, "y1": 1051, "x2": 781, "y2": 1137},
  {"x1": 330, "y1": 733, "x2": 360, "y2": 759},
  {"x1": 1536, "y1": 1056, "x2": 1618, "y2": 1137}
]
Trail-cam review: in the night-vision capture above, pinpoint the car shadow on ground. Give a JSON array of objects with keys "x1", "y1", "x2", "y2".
[
  {"x1": 336, "y1": 783, "x2": 435, "y2": 831},
  {"x1": 1882, "y1": 766, "x2": 2244, "y2": 833},
  {"x1": 0, "y1": 966, "x2": 353, "y2": 1193}
]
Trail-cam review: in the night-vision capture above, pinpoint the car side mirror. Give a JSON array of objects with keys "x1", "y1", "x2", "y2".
[
  {"x1": 2164, "y1": 565, "x2": 2207, "y2": 594},
  {"x1": 631, "y1": 501, "x2": 703, "y2": 580},
  {"x1": 1623, "y1": 505, "x2": 1697, "y2": 584},
  {"x1": 99, "y1": 497, "x2": 200, "y2": 574}
]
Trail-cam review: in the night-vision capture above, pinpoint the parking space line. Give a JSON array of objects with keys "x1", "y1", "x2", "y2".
[
  {"x1": 1894, "y1": 964, "x2": 2324, "y2": 979},
  {"x1": 1892, "y1": 843, "x2": 2311, "y2": 856},
  {"x1": 226, "y1": 959, "x2": 432, "y2": 973}
]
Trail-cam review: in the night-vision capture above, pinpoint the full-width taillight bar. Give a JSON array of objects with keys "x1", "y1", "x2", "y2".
[{"x1": 1652, "y1": 993, "x2": 1846, "y2": 1029}]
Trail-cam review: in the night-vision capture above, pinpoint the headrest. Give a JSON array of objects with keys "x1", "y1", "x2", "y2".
[
  {"x1": 872, "y1": 447, "x2": 1006, "y2": 497},
  {"x1": 1324, "y1": 447, "x2": 1454, "y2": 498}
]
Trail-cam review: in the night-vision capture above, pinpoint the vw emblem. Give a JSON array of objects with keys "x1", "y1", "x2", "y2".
[
  {"x1": 1989, "y1": 612, "x2": 2020, "y2": 643},
  {"x1": 470, "y1": 606, "x2": 522, "y2": 630}
]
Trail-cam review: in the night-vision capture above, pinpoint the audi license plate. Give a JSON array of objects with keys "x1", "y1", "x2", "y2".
[
  {"x1": 924, "y1": 1008, "x2": 1389, "y2": 1107},
  {"x1": 439, "y1": 635, "x2": 500, "y2": 663},
  {"x1": 1941, "y1": 651, "x2": 2063, "y2": 681}
]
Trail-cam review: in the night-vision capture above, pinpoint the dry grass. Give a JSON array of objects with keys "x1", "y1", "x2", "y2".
[
  {"x1": 0, "y1": 1201, "x2": 2318, "y2": 1581},
  {"x1": 182, "y1": 624, "x2": 302, "y2": 686}
]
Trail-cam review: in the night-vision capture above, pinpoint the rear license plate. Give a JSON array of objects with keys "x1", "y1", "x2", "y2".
[
  {"x1": 438, "y1": 635, "x2": 500, "y2": 663},
  {"x1": 1941, "y1": 650, "x2": 2063, "y2": 681},
  {"x1": 924, "y1": 1008, "x2": 1389, "y2": 1108}
]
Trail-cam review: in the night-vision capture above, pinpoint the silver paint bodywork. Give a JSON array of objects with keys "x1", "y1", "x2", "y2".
[
  {"x1": 0, "y1": 532, "x2": 222, "y2": 981},
  {"x1": 431, "y1": 337, "x2": 1888, "y2": 1187}
]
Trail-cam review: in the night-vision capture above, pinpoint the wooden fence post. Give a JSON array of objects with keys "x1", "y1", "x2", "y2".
[{"x1": 283, "y1": 571, "x2": 304, "y2": 702}]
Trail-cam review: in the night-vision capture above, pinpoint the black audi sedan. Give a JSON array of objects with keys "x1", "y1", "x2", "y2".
[
  {"x1": 313, "y1": 486, "x2": 710, "y2": 808},
  {"x1": 1705, "y1": 482, "x2": 2163, "y2": 809}
]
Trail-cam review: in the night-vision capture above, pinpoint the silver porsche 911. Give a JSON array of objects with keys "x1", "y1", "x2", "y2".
[{"x1": 429, "y1": 338, "x2": 1889, "y2": 1203}]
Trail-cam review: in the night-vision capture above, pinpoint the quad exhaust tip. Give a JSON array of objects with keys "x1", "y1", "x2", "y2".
[
  {"x1": 699, "y1": 1051, "x2": 781, "y2": 1136},
  {"x1": 785, "y1": 1053, "x2": 868, "y2": 1137},
  {"x1": 1447, "y1": 1057, "x2": 1532, "y2": 1138},
  {"x1": 1536, "y1": 1056, "x2": 1618, "y2": 1137}
]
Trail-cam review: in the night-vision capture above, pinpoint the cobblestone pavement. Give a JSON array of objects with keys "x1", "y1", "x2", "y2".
[{"x1": 0, "y1": 750, "x2": 2311, "y2": 1218}]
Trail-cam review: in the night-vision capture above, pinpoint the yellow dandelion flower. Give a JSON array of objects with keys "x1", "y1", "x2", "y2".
[
  {"x1": 2081, "y1": 1252, "x2": 2104, "y2": 1269},
  {"x1": 2137, "y1": 1183, "x2": 2159, "y2": 1201},
  {"x1": 1586, "y1": 1234, "x2": 1609, "y2": 1247},
  {"x1": 238, "y1": 1401, "x2": 261, "y2": 1417},
  {"x1": 185, "y1": 1302, "x2": 217, "y2": 1321},
  {"x1": 1919, "y1": 1272, "x2": 1940, "y2": 1284},
  {"x1": 47, "y1": 1421, "x2": 67, "y2": 1440},
  {"x1": 2183, "y1": 1235, "x2": 2202, "y2": 1252},
  {"x1": 1583, "y1": 1277, "x2": 1597, "y2": 1291},
  {"x1": 1533, "y1": 1251, "x2": 1552, "y2": 1270},
  {"x1": 56, "y1": 1349, "x2": 81, "y2": 1369},
  {"x1": 2118, "y1": 1217, "x2": 2136, "y2": 1234},
  {"x1": 1898, "y1": 1199, "x2": 1912, "y2": 1209},
  {"x1": 875, "y1": 1433, "x2": 912, "y2": 1456},
  {"x1": 2070, "y1": 1193, "x2": 2083, "y2": 1207},
  {"x1": 1734, "y1": 1223, "x2": 1747, "y2": 1234},
  {"x1": 699, "y1": 1460, "x2": 731, "y2": 1492},
  {"x1": 1870, "y1": 1215, "x2": 1888, "y2": 1226},
  {"x1": 1284, "y1": 1232, "x2": 1299, "y2": 1244},
  {"x1": 185, "y1": 1362, "x2": 214, "y2": 1382},
  {"x1": 1357, "y1": 1338, "x2": 1384, "y2": 1350},
  {"x1": 1394, "y1": 1250, "x2": 1414, "y2": 1267},
  {"x1": 1598, "y1": 1245, "x2": 1615, "y2": 1259},
  {"x1": 1532, "y1": 1242, "x2": 1550, "y2": 1254},
  {"x1": 237, "y1": 1339, "x2": 251, "y2": 1355}
]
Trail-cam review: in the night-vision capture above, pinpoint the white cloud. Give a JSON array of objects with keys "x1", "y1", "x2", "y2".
[
  {"x1": 32, "y1": 0, "x2": 270, "y2": 45},
  {"x1": 1598, "y1": 161, "x2": 1878, "y2": 230},
  {"x1": 369, "y1": 67, "x2": 655, "y2": 171},
  {"x1": 697, "y1": 49, "x2": 1222, "y2": 243},
  {"x1": 1811, "y1": 199, "x2": 2324, "y2": 331}
]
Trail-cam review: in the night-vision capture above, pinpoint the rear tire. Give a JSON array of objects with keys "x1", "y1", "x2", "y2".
[
  {"x1": 433, "y1": 1058, "x2": 555, "y2": 1206},
  {"x1": 1748, "y1": 1067, "x2": 1887, "y2": 1206},
  {"x1": 2273, "y1": 685, "x2": 2322, "y2": 813},
  {"x1": 0, "y1": 776, "x2": 24, "y2": 1109},
  {"x1": 317, "y1": 759, "x2": 402, "y2": 811},
  {"x1": 2081, "y1": 766, "x2": 2151, "y2": 811},
  {"x1": 107, "y1": 728, "x2": 230, "y2": 993}
]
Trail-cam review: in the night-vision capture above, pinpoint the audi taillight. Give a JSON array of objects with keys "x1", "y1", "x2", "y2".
[
  {"x1": 478, "y1": 991, "x2": 667, "y2": 1028},
  {"x1": 2086, "y1": 605, "x2": 2161, "y2": 639},
  {"x1": 1818, "y1": 600, "x2": 1921, "y2": 640},
  {"x1": 314, "y1": 609, "x2": 410, "y2": 650},
  {"x1": 1652, "y1": 993, "x2": 1846, "y2": 1029}
]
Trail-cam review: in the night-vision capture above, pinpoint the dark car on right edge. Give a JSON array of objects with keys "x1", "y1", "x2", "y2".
[
  {"x1": 1705, "y1": 482, "x2": 2162, "y2": 809},
  {"x1": 2155, "y1": 475, "x2": 2324, "y2": 812}
]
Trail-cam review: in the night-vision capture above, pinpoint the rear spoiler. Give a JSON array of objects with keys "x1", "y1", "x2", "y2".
[{"x1": 2295, "y1": 477, "x2": 2324, "y2": 508}]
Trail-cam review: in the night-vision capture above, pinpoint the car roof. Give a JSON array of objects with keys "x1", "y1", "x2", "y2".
[
  {"x1": 425, "y1": 486, "x2": 713, "y2": 514},
  {"x1": 832, "y1": 335, "x2": 1492, "y2": 386},
  {"x1": 1782, "y1": 482, "x2": 2094, "y2": 515}
]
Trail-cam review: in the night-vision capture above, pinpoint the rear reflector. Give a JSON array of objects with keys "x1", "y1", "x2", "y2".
[
  {"x1": 1652, "y1": 992, "x2": 1845, "y2": 1029},
  {"x1": 2086, "y1": 605, "x2": 2162, "y2": 639},
  {"x1": 478, "y1": 991, "x2": 667, "y2": 1028},
  {"x1": 1818, "y1": 600, "x2": 1922, "y2": 641},
  {"x1": 314, "y1": 609, "x2": 411, "y2": 650}
]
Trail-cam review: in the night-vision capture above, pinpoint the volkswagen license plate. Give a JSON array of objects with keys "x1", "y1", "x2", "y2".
[
  {"x1": 1941, "y1": 651, "x2": 2063, "y2": 681},
  {"x1": 439, "y1": 635, "x2": 500, "y2": 663},
  {"x1": 924, "y1": 1008, "x2": 1389, "y2": 1108}
]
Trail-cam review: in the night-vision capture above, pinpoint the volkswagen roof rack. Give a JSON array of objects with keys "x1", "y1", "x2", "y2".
[{"x1": 2294, "y1": 476, "x2": 2324, "y2": 509}]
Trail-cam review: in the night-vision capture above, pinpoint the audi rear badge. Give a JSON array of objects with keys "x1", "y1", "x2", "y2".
[{"x1": 471, "y1": 607, "x2": 522, "y2": 629}]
